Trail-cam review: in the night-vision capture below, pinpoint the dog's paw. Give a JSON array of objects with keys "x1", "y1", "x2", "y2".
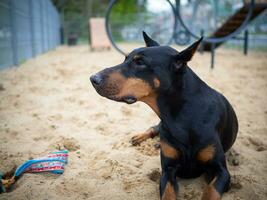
[{"x1": 130, "y1": 133, "x2": 148, "y2": 146}]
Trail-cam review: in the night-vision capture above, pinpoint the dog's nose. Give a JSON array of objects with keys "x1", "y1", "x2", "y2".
[{"x1": 90, "y1": 74, "x2": 102, "y2": 86}]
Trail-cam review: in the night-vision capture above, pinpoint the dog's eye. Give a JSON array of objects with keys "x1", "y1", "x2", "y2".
[
  {"x1": 134, "y1": 57, "x2": 146, "y2": 65},
  {"x1": 135, "y1": 58, "x2": 144, "y2": 65},
  {"x1": 134, "y1": 59, "x2": 147, "y2": 70}
]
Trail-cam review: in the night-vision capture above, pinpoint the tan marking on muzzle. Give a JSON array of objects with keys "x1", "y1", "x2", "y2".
[
  {"x1": 108, "y1": 71, "x2": 127, "y2": 84},
  {"x1": 108, "y1": 71, "x2": 152, "y2": 99},
  {"x1": 106, "y1": 71, "x2": 160, "y2": 116},
  {"x1": 118, "y1": 78, "x2": 152, "y2": 99}
]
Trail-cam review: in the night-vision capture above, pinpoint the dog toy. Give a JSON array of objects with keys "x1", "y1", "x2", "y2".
[{"x1": 0, "y1": 150, "x2": 68, "y2": 193}]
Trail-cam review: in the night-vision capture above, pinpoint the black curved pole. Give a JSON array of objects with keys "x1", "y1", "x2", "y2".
[
  {"x1": 105, "y1": 0, "x2": 125, "y2": 55},
  {"x1": 105, "y1": 0, "x2": 177, "y2": 55}
]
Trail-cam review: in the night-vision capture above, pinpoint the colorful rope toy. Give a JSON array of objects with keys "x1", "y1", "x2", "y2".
[{"x1": 0, "y1": 150, "x2": 68, "y2": 193}]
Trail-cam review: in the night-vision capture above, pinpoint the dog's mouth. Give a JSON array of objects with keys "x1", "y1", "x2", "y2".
[
  {"x1": 90, "y1": 75, "x2": 137, "y2": 104},
  {"x1": 107, "y1": 95, "x2": 137, "y2": 104},
  {"x1": 121, "y1": 96, "x2": 137, "y2": 104},
  {"x1": 92, "y1": 86, "x2": 137, "y2": 104}
]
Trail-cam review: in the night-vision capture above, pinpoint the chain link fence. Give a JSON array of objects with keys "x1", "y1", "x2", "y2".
[{"x1": 0, "y1": 0, "x2": 60, "y2": 69}]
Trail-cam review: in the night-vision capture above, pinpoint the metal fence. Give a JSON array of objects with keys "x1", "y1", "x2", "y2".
[{"x1": 0, "y1": 0, "x2": 60, "y2": 69}]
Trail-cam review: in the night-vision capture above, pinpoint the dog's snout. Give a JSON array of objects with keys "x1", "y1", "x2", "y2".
[{"x1": 90, "y1": 74, "x2": 102, "y2": 86}]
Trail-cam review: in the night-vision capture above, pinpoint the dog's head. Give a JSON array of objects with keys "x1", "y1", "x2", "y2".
[{"x1": 90, "y1": 32, "x2": 202, "y2": 113}]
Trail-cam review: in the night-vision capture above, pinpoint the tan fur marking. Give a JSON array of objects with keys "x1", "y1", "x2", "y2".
[
  {"x1": 105, "y1": 71, "x2": 127, "y2": 94},
  {"x1": 153, "y1": 78, "x2": 160, "y2": 88},
  {"x1": 108, "y1": 72, "x2": 153, "y2": 100},
  {"x1": 201, "y1": 177, "x2": 221, "y2": 200},
  {"x1": 118, "y1": 78, "x2": 151, "y2": 98},
  {"x1": 108, "y1": 71, "x2": 127, "y2": 84},
  {"x1": 136, "y1": 132, "x2": 152, "y2": 140},
  {"x1": 107, "y1": 72, "x2": 160, "y2": 116},
  {"x1": 161, "y1": 141, "x2": 180, "y2": 159},
  {"x1": 141, "y1": 93, "x2": 159, "y2": 116},
  {"x1": 130, "y1": 129, "x2": 153, "y2": 145},
  {"x1": 197, "y1": 145, "x2": 215, "y2": 163},
  {"x1": 131, "y1": 126, "x2": 158, "y2": 144},
  {"x1": 162, "y1": 182, "x2": 176, "y2": 200}
]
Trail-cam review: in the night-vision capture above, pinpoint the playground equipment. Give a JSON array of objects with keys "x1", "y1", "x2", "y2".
[
  {"x1": 89, "y1": 18, "x2": 111, "y2": 51},
  {"x1": 202, "y1": 2, "x2": 267, "y2": 51},
  {"x1": 203, "y1": 1, "x2": 267, "y2": 51},
  {"x1": 105, "y1": 0, "x2": 267, "y2": 68}
]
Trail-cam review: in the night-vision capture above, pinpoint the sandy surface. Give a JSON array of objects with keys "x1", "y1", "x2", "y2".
[{"x1": 0, "y1": 44, "x2": 267, "y2": 200}]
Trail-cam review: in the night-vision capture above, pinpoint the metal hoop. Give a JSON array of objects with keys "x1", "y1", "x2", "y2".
[
  {"x1": 105, "y1": 0, "x2": 178, "y2": 55},
  {"x1": 174, "y1": 30, "x2": 190, "y2": 45}
]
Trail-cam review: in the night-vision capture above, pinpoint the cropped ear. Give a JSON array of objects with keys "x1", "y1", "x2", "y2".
[
  {"x1": 142, "y1": 31, "x2": 160, "y2": 47},
  {"x1": 176, "y1": 37, "x2": 203, "y2": 63}
]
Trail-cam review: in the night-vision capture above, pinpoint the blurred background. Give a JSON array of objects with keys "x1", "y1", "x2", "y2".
[
  {"x1": 0, "y1": 0, "x2": 266, "y2": 68},
  {"x1": 0, "y1": 1, "x2": 267, "y2": 199}
]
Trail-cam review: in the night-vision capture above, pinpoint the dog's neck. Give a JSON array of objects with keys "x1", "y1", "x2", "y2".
[
  {"x1": 141, "y1": 93, "x2": 160, "y2": 116},
  {"x1": 141, "y1": 68, "x2": 188, "y2": 118},
  {"x1": 157, "y1": 67, "x2": 204, "y2": 120},
  {"x1": 140, "y1": 73, "x2": 185, "y2": 119},
  {"x1": 141, "y1": 67, "x2": 205, "y2": 120}
]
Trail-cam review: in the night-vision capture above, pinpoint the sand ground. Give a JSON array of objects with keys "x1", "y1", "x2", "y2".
[{"x1": 0, "y1": 44, "x2": 267, "y2": 200}]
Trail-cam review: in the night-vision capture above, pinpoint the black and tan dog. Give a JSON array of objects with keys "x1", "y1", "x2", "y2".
[{"x1": 90, "y1": 32, "x2": 238, "y2": 200}]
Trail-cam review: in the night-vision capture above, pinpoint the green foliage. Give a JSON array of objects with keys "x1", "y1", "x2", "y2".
[
  {"x1": 52, "y1": 0, "x2": 110, "y2": 42},
  {"x1": 109, "y1": 0, "x2": 148, "y2": 41},
  {"x1": 111, "y1": 0, "x2": 145, "y2": 14},
  {"x1": 51, "y1": 0, "x2": 148, "y2": 43}
]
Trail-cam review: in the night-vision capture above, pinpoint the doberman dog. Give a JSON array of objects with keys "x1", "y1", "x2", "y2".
[{"x1": 90, "y1": 32, "x2": 238, "y2": 200}]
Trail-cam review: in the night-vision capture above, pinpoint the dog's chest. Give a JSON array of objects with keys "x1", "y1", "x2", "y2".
[
  {"x1": 160, "y1": 126, "x2": 210, "y2": 178},
  {"x1": 176, "y1": 146, "x2": 207, "y2": 178}
]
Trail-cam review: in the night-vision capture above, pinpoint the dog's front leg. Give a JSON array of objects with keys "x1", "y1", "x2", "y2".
[
  {"x1": 160, "y1": 140, "x2": 180, "y2": 200},
  {"x1": 201, "y1": 148, "x2": 230, "y2": 200},
  {"x1": 130, "y1": 122, "x2": 161, "y2": 146}
]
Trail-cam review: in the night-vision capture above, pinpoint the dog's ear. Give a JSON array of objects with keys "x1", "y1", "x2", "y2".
[
  {"x1": 174, "y1": 37, "x2": 203, "y2": 69},
  {"x1": 142, "y1": 31, "x2": 160, "y2": 47}
]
